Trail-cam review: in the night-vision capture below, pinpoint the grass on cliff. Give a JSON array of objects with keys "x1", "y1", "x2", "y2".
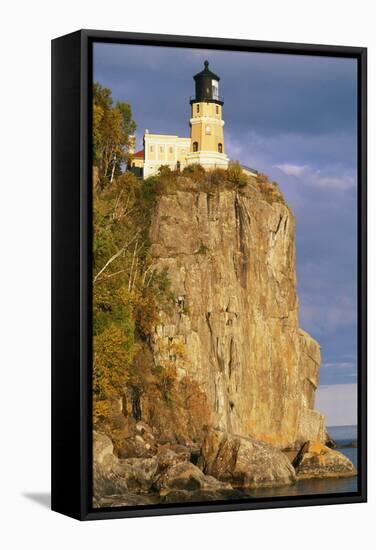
[
  {"x1": 145, "y1": 162, "x2": 286, "y2": 206},
  {"x1": 146, "y1": 161, "x2": 248, "y2": 194}
]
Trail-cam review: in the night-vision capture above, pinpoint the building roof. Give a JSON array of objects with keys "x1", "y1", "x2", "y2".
[
  {"x1": 133, "y1": 149, "x2": 144, "y2": 159},
  {"x1": 240, "y1": 164, "x2": 258, "y2": 174},
  {"x1": 193, "y1": 60, "x2": 220, "y2": 82}
]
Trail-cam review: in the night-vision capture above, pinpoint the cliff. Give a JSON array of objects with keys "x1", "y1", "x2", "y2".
[{"x1": 147, "y1": 175, "x2": 325, "y2": 450}]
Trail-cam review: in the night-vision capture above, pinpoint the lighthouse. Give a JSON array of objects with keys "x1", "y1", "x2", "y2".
[
  {"x1": 133, "y1": 60, "x2": 238, "y2": 178},
  {"x1": 186, "y1": 60, "x2": 229, "y2": 170}
]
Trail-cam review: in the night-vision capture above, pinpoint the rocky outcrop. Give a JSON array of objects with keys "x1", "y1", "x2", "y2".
[
  {"x1": 199, "y1": 429, "x2": 296, "y2": 488},
  {"x1": 148, "y1": 178, "x2": 325, "y2": 449},
  {"x1": 155, "y1": 461, "x2": 231, "y2": 495},
  {"x1": 293, "y1": 441, "x2": 357, "y2": 479},
  {"x1": 93, "y1": 431, "x2": 232, "y2": 507},
  {"x1": 93, "y1": 432, "x2": 130, "y2": 504}
]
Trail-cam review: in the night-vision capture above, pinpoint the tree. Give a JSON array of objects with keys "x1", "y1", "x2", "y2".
[
  {"x1": 92, "y1": 171, "x2": 174, "y2": 432},
  {"x1": 93, "y1": 82, "x2": 136, "y2": 185}
]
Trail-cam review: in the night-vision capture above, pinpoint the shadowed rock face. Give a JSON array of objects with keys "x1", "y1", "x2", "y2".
[{"x1": 149, "y1": 179, "x2": 325, "y2": 450}]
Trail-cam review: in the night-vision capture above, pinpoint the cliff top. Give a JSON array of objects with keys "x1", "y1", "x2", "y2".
[{"x1": 145, "y1": 162, "x2": 287, "y2": 208}]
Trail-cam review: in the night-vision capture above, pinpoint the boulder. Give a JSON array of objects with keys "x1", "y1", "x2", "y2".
[
  {"x1": 93, "y1": 431, "x2": 159, "y2": 500},
  {"x1": 200, "y1": 429, "x2": 296, "y2": 488},
  {"x1": 93, "y1": 432, "x2": 129, "y2": 500},
  {"x1": 93, "y1": 431, "x2": 115, "y2": 465},
  {"x1": 155, "y1": 461, "x2": 231, "y2": 495},
  {"x1": 136, "y1": 420, "x2": 156, "y2": 437},
  {"x1": 294, "y1": 441, "x2": 357, "y2": 479},
  {"x1": 156, "y1": 444, "x2": 191, "y2": 469},
  {"x1": 117, "y1": 457, "x2": 159, "y2": 492},
  {"x1": 118, "y1": 433, "x2": 157, "y2": 459},
  {"x1": 93, "y1": 462, "x2": 129, "y2": 500}
]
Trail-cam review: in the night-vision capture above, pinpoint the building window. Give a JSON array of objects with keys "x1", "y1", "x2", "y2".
[
  {"x1": 177, "y1": 161, "x2": 181, "y2": 171},
  {"x1": 196, "y1": 104, "x2": 200, "y2": 113},
  {"x1": 160, "y1": 146, "x2": 163, "y2": 152},
  {"x1": 216, "y1": 105, "x2": 219, "y2": 114},
  {"x1": 218, "y1": 143, "x2": 223, "y2": 153},
  {"x1": 150, "y1": 145, "x2": 153, "y2": 152},
  {"x1": 169, "y1": 146, "x2": 173, "y2": 154},
  {"x1": 212, "y1": 80, "x2": 219, "y2": 99},
  {"x1": 205, "y1": 124, "x2": 211, "y2": 135},
  {"x1": 193, "y1": 141, "x2": 198, "y2": 152}
]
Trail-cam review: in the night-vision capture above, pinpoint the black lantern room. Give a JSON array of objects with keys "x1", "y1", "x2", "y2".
[{"x1": 190, "y1": 61, "x2": 223, "y2": 105}]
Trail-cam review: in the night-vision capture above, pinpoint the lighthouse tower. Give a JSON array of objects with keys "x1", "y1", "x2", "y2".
[{"x1": 186, "y1": 61, "x2": 229, "y2": 170}]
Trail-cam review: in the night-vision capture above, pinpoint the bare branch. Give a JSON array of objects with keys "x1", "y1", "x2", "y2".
[
  {"x1": 94, "y1": 232, "x2": 140, "y2": 283},
  {"x1": 142, "y1": 264, "x2": 154, "y2": 285},
  {"x1": 128, "y1": 239, "x2": 139, "y2": 291},
  {"x1": 146, "y1": 269, "x2": 155, "y2": 287},
  {"x1": 103, "y1": 269, "x2": 128, "y2": 279},
  {"x1": 112, "y1": 189, "x2": 123, "y2": 220}
]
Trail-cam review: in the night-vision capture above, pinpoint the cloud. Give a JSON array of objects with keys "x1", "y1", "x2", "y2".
[
  {"x1": 316, "y1": 383, "x2": 357, "y2": 426},
  {"x1": 322, "y1": 362, "x2": 354, "y2": 369},
  {"x1": 275, "y1": 163, "x2": 355, "y2": 191},
  {"x1": 225, "y1": 130, "x2": 356, "y2": 179},
  {"x1": 275, "y1": 163, "x2": 309, "y2": 177}
]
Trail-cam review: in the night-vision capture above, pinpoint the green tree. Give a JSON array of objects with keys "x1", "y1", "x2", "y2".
[
  {"x1": 93, "y1": 171, "x2": 174, "y2": 431},
  {"x1": 93, "y1": 82, "x2": 136, "y2": 185}
]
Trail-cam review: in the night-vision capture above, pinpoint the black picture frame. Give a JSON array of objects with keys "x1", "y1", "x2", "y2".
[{"x1": 51, "y1": 29, "x2": 367, "y2": 521}]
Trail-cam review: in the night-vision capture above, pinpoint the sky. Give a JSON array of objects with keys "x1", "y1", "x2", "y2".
[{"x1": 93, "y1": 43, "x2": 358, "y2": 426}]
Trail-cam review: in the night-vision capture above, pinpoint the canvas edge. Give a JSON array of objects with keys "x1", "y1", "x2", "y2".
[{"x1": 51, "y1": 29, "x2": 367, "y2": 521}]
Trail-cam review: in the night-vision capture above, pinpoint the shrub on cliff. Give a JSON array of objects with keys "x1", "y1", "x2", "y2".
[
  {"x1": 182, "y1": 163, "x2": 206, "y2": 182},
  {"x1": 208, "y1": 168, "x2": 227, "y2": 186},
  {"x1": 257, "y1": 173, "x2": 286, "y2": 205},
  {"x1": 226, "y1": 161, "x2": 249, "y2": 187}
]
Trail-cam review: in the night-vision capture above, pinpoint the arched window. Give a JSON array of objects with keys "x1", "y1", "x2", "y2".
[
  {"x1": 218, "y1": 143, "x2": 223, "y2": 153},
  {"x1": 196, "y1": 104, "x2": 200, "y2": 113},
  {"x1": 216, "y1": 105, "x2": 219, "y2": 115},
  {"x1": 193, "y1": 141, "x2": 198, "y2": 152},
  {"x1": 176, "y1": 161, "x2": 181, "y2": 171}
]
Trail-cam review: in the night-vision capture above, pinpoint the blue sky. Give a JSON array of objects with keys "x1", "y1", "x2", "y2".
[{"x1": 93, "y1": 43, "x2": 358, "y2": 426}]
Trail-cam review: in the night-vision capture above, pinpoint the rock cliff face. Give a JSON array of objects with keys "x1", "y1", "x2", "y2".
[{"x1": 148, "y1": 177, "x2": 325, "y2": 450}]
